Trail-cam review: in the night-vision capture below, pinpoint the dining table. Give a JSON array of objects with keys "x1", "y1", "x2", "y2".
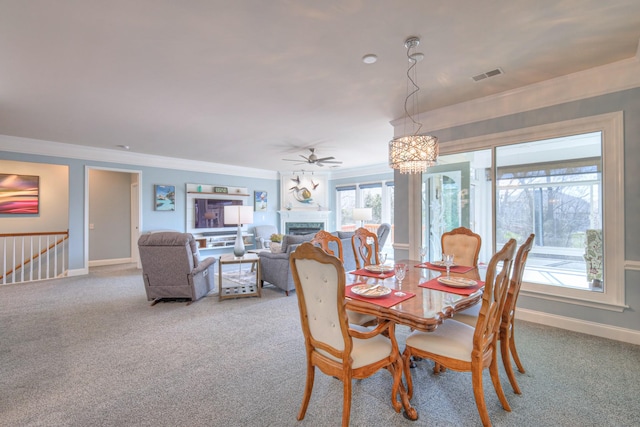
[{"x1": 345, "y1": 259, "x2": 486, "y2": 421}]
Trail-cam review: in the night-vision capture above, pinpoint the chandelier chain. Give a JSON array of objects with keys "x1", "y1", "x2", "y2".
[{"x1": 404, "y1": 42, "x2": 422, "y2": 136}]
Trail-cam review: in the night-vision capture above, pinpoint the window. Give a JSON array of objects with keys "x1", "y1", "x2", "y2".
[
  {"x1": 425, "y1": 113, "x2": 624, "y2": 310},
  {"x1": 336, "y1": 185, "x2": 356, "y2": 227},
  {"x1": 336, "y1": 180, "x2": 394, "y2": 257},
  {"x1": 495, "y1": 134, "x2": 602, "y2": 291}
]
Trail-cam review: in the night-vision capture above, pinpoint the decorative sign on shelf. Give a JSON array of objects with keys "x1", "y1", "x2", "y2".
[{"x1": 213, "y1": 186, "x2": 228, "y2": 194}]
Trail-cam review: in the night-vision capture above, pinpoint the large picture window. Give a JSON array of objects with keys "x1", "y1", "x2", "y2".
[
  {"x1": 495, "y1": 134, "x2": 602, "y2": 291},
  {"x1": 424, "y1": 113, "x2": 624, "y2": 310}
]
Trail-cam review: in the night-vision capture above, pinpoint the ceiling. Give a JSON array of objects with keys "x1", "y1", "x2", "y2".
[{"x1": 1, "y1": 1, "x2": 639, "y2": 172}]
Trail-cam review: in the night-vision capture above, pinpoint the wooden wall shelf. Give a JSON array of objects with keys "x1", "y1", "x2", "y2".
[{"x1": 187, "y1": 191, "x2": 250, "y2": 196}]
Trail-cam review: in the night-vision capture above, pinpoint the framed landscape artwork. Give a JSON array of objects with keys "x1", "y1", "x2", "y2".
[
  {"x1": 155, "y1": 184, "x2": 176, "y2": 211},
  {"x1": 0, "y1": 174, "x2": 40, "y2": 214},
  {"x1": 254, "y1": 191, "x2": 267, "y2": 212}
]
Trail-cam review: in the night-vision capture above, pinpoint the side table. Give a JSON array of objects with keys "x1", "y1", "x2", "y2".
[{"x1": 218, "y1": 253, "x2": 261, "y2": 300}]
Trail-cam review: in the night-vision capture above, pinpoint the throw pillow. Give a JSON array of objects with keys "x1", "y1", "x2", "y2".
[{"x1": 281, "y1": 233, "x2": 316, "y2": 253}]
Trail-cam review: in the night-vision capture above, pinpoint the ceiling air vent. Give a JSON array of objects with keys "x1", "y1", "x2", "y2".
[{"x1": 472, "y1": 68, "x2": 504, "y2": 82}]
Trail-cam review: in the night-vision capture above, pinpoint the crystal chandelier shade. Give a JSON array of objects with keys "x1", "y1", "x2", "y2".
[{"x1": 389, "y1": 134, "x2": 438, "y2": 174}]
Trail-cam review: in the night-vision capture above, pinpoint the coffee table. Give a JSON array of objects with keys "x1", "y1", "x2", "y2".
[{"x1": 218, "y1": 253, "x2": 261, "y2": 300}]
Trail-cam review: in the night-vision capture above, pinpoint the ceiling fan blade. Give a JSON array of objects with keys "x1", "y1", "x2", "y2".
[
  {"x1": 318, "y1": 160, "x2": 342, "y2": 164},
  {"x1": 315, "y1": 156, "x2": 335, "y2": 162},
  {"x1": 283, "y1": 158, "x2": 304, "y2": 162}
]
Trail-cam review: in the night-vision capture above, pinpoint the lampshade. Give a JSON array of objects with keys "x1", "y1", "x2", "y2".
[
  {"x1": 224, "y1": 205, "x2": 253, "y2": 258},
  {"x1": 353, "y1": 208, "x2": 373, "y2": 221},
  {"x1": 224, "y1": 205, "x2": 253, "y2": 225},
  {"x1": 389, "y1": 134, "x2": 439, "y2": 174},
  {"x1": 389, "y1": 36, "x2": 439, "y2": 174}
]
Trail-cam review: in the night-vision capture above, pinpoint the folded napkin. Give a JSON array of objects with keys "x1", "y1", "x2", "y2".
[
  {"x1": 414, "y1": 262, "x2": 475, "y2": 274},
  {"x1": 419, "y1": 277, "x2": 484, "y2": 296},
  {"x1": 349, "y1": 268, "x2": 395, "y2": 279},
  {"x1": 346, "y1": 284, "x2": 415, "y2": 308}
]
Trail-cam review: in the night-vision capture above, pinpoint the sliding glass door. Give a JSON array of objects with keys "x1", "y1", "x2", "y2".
[{"x1": 422, "y1": 150, "x2": 492, "y2": 263}]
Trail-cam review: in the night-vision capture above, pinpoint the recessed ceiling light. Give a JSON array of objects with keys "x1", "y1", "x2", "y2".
[
  {"x1": 362, "y1": 54, "x2": 378, "y2": 64},
  {"x1": 117, "y1": 145, "x2": 130, "y2": 150}
]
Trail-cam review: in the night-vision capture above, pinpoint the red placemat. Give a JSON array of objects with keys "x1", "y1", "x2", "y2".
[
  {"x1": 419, "y1": 277, "x2": 484, "y2": 296},
  {"x1": 414, "y1": 262, "x2": 474, "y2": 274},
  {"x1": 346, "y1": 284, "x2": 415, "y2": 308},
  {"x1": 349, "y1": 268, "x2": 395, "y2": 279}
]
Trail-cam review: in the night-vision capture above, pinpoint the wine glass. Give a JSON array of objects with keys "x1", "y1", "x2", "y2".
[
  {"x1": 419, "y1": 246, "x2": 428, "y2": 263},
  {"x1": 394, "y1": 263, "x2": 407, "y2": 296},
  {"x1": 443, "y1": 254, "x2": 455, "y2": 279},
  {"x1": 377, "y1": 251, "x2": 388, "y2": 277}
]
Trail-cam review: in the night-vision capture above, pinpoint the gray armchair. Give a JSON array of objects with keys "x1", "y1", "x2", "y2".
[
  {"x1": 258, "y1": 231, "x2": 358, "y2": 296},
  {"x1": 377, "y1": 223, "x2": 391, "y2": 248},
  {"x1": 138, "y1": 231, "x2": 216, "y2": 305},
  {"x1": 254, "y1": 224, "x2": 278, "y2": 249}
]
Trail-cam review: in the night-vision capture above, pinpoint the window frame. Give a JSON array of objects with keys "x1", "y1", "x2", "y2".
[
  {"x1": 434, "y1": 112, "x2": 625, "y2": 311},
  {"x1": 336, "y1": 179, "x2": 394, "y2": 231}
]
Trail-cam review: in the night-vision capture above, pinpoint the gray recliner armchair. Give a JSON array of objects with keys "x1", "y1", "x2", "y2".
[{"x1": 138, "y1": 231, "x2": 216, "y2": 305}]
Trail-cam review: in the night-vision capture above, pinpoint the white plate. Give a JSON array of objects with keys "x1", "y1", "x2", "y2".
[
  {"x1": 350, "y1": 284, "x2": 392, "y2": 298},
  {"x1": 431, "y1": 260, "x2": 457, "y2": 267},
  {"x1": 364, "y1": 265, "x2": 394, "y2": 273},
  {"x1": 437, "y1": 277, "x2": 478, "y2": 288}
]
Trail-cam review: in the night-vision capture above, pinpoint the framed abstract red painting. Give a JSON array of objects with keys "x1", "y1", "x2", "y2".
[{"x1": 0, "y1": 174, "x2": 39, "y2": 214}]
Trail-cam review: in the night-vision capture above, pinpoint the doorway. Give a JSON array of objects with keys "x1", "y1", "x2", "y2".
[{"x1": 85, "y1": 167, "x2": 142, "y2": 268}]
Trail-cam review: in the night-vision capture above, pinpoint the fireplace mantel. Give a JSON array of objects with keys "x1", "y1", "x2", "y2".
[{"x1": 278, "y1": 210, "x2": 331, "y2": 235}]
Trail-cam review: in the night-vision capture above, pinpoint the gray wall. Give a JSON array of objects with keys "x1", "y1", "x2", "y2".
[{"x1": 394, "y1": 87, "x2": 640, "y2": 332}]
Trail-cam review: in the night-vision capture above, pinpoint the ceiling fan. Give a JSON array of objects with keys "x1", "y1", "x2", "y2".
[{"x1": 282, "y1": 148, "x2": 342, "y2": 167}]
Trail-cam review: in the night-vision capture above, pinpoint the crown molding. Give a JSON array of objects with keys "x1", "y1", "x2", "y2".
[
  {"x1": 329, "y1": 163, "x2": 391, "y2": 180},
  {"x1": 392, "y1": 53, "x2": 640, "y2": 135},
  {"x1": 0, "y1": 134, "x2": 278, "y2": 180}
]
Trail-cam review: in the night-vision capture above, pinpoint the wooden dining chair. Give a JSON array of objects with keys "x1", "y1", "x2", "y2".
[
  {"x1": 290, "y1": 243, "x2": 403, "y2": 427},
  {"x1": 441, "y1": 226, "x2": 482, "y2": 267},
  {"x1": 351, "y1": 227, "x2": 380, "y2": 269},
  {"x1": 454, "y1": 233, "x2": 535, "y2": 394},
  {"x1": 402, "y1": 239, "x2": 516, "y2": 427},
  {"x1": 311, "y1": 230, "x2": 376, "y2": 326},
  {"x1": 310, "y1": 230, "x2": 344, "y2": 262}
]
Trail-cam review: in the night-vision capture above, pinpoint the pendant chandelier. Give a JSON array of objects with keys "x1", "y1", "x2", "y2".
[{"x1": 389, "y1": 36, "x2": 438, "y2": 174}]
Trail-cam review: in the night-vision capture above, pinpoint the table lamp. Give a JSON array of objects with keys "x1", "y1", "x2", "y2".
[
  {"x1": 224, "y1": 205, "x2": 254, "y2": 257},
  {"x1": 353, "y1": 208, "x2": 372, "y2": 228}
]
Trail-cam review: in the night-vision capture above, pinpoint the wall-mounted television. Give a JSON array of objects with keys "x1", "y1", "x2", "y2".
[{"x1": 194, "y1": 198, "x2": 242, "y2": 229}]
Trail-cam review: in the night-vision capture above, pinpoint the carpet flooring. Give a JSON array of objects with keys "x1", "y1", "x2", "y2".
[{"x1": 1, "y1": 263, "x2": 639, "y2": 426}]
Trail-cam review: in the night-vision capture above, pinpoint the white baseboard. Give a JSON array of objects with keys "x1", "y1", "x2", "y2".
[
  {"x1": 517, "y1": 308, "x2": 640, "y2": 346},
  {"x1": 67, "y1": 267, "x2": 89, "y2": 277},
  {"x1": 88, "y1": 258, "x2": 133, "y2": 267}
]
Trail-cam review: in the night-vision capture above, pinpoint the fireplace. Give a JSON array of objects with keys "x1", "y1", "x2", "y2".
[
  {"x1": 285, "y1": 222, "x2": 324, "y2": 235},
  {"x1": 279, "y1": 210, "x2": 330, "y2": 236}
]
